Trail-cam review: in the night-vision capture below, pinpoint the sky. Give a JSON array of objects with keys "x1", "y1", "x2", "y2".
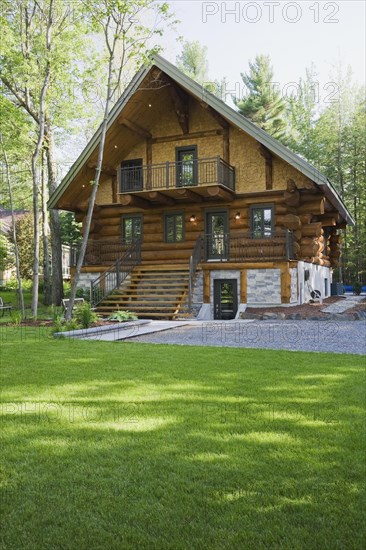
[
  {"x1": 56, "y1": 0, "x2": 365, "y2": 171},
  {"x1": 162, "y1": 0, "x2": 365, "y2": 110}
]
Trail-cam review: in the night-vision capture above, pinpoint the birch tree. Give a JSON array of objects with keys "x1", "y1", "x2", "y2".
[
  {"x1": 0, "y1": 135, "x2": 25, "y2": 318},
  {"x1": 66, "y1": 0, "x2": 175, "y2": 318},
  {"x1": 1, "y1": 0, "x2": 93, "y2": 313}
]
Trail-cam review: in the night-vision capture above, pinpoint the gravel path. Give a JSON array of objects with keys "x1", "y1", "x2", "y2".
[{"x1": 125, "y1": 320, "x2": 366, "y2": 355}]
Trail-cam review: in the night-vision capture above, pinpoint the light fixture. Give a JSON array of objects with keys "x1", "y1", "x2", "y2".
[
  {"x1": 235, "y1": 211, "x2": 241, "y2": 220},
  {"x1": 148, "y1": 103, "x2": 152, "y2": 108},
  {"x1": 114, "y1": 145, "x2": 118, "y2": 149},
  {"x1": 82, "y1": 184, "x2": 85, "y2": 188},
  {"x1": 190, "y1": 214, "x2": 196, "y2": 223}
]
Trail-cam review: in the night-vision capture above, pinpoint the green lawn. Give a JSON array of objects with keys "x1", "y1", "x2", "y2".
[
  {"x1": 1, "y1": 328, "x2": 365, "y2": 549},
  {"x1": 0, "y1": 289, "x2": 57, "y2": 322}
]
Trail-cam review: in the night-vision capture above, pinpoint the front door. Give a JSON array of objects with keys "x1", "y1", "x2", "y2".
[
  {"x1": 206, "y1": 210, "x2": 229, "y2": 260},
  {"x1": 214, "y1": 279, "x2": 238, "y2": 320},
  {"x1": 121, "y1": 159, "x2": 143, "y2": 192},
  {"x1": 176, "y1": 146, "x2": 197, "y2": 187}
]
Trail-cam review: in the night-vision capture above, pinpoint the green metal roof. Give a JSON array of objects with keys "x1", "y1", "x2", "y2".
[{"x1": 49, "y1": 54, "x2": 354, "y2": 226}]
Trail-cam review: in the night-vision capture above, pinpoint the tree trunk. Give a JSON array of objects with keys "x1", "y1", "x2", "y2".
[
  {"x1": 66, "y1": 44, "x2": 115, "y2": 320},
  {"x1": 41, "y1": 150, "x2": 52, "y2": 305},
  {"x1": 45, "y1": 126, "x2": 64, "y2": 305},
  {"x1": 0, "y1": 137, "x2": 25, "y2": 319}
]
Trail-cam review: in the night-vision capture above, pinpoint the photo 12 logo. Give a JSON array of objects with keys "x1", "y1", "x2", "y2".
[{"x1": 202, "y1": 2, "x2": 340, "y2": 24}]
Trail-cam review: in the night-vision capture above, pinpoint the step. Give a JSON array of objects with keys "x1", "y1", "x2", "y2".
[
  {"x1": 135, "y1": 266, "x2": 190, "y2": 272},
  {"x1": 103, "y1": 300, "x2": 182, "y2": 307},
  {"x1": 108, "y1": 294, "x2": 184, "y2": 300}
]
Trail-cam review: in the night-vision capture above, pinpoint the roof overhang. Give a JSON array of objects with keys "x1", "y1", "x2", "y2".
[{"x1": 49, "y1": 55, "x2": 354, "y2": 226}]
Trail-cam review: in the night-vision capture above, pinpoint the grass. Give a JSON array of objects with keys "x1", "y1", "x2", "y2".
[
  {"x1": 0, "y1": 328, "x2": 365, "y2": 549},
  {"x1": 0, "y1": 289, "x2": 64, "y2": 323}
]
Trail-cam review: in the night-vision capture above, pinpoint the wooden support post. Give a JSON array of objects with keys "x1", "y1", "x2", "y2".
[
  {"x1": 223, "y1": 128, "x2": 230, "y2": 164},
  {"x1": 112, "y1": 176, "x2": 117, "y2": 203},
  {"x1": 259, "y1": 144, "x2": 273, "y2": 190},
  {"x1": 146, "y1": 138, "x2": 152, "y2": 190},
  {"x1": 280, "y1": 265, "x2": 291, "y2": 304},
  {"x1": 240, "y1": 270, "x2": 247, "y2": 303},
  {"x1": 203, "y1": 270, "x2": 210, "y2": 303}
]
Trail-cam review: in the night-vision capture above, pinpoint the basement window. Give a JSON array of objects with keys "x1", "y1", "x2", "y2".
[
  {"x1": 164, "y1": 212, "x2": 184, "y2": 243},
  {"x1": 250, "y1": 204, "x2": 274, "y2": 237},
  {"x1": 122, "y1": 215, "x2": 142, "y2": 244}
]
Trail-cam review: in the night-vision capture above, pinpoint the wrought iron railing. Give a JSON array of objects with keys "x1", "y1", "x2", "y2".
[
  {"x1": 70, "y1": 240, "x2": 131, "y2": 267},
  {"x1": 188, "y1": 235, "x2": 204, "y2": 311},
  {"x1": 118, "y1": 156, "x2": 235, "y2": 193},
  {"x1": 90, "y1": 241, "x2": 141, "y2": 306},
  {"x1": 204, "y1": 230, "x2": 294, "y2": 262}
]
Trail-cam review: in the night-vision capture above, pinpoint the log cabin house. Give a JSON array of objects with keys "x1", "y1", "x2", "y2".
[{"x1": 49, "y1": 55, "x2": 354, "y2": 320}]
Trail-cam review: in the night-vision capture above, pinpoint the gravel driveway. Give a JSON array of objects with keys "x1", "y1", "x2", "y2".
[{"x1": 126, "y1": 320, "x2": 366, "y2": 355}]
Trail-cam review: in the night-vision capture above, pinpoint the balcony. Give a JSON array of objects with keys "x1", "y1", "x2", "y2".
[
  {"x1": 203, "y1": 230, "x2": 294, "y2": 262},
  {"x1": 118, "y1": 157, "x2": 235, "y2": 205}
]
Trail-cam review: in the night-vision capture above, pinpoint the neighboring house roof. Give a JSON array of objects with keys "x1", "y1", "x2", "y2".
[
  {"x1": 0, "y1": 208, "x2": 28, "y2": 235},
  {"x1": 48, "y1": 55, "x2": 354, "y2": 226}
]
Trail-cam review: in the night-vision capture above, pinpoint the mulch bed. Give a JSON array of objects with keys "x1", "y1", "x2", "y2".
[{"x1": 244, "y1": 296, "x2": 365, "y2": 320}]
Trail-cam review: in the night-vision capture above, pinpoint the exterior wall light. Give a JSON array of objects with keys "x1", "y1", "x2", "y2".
[
  {"x1": 190, "y1": 214, "x2": 196, "y2": 222},
  {"x1": 235, "y1": 212, "x2": 241, "y2": 220}
]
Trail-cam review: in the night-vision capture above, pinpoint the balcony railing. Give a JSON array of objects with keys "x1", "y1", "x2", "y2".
[
  {"x1": 70, "y1": 240, "x2": 131, "y2": 267},
  {"x1": 118, "y1": 156, "x2": 235, "y2": 194},
  {"x1": 204, "y1": 230, "x2": 294, "y2": 262}
]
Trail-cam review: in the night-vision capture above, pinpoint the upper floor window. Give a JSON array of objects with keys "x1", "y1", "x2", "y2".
[
  {"x1": 250, "y1": 205, "x2": 274, "y2": 237},
  {"x1": 120, "y1": 159, "x2": 143, "y2": 192},
  {"x1": 164, "y1": 212, "x2": 184, "y2": 243},
  {"x1": 122, "y1": 215, "x2": 142, "y2": 244}
]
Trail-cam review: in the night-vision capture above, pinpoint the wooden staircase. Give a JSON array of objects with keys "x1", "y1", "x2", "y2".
[{"x1": 95, "y1": 264, "x2": 193, "y2": 320}]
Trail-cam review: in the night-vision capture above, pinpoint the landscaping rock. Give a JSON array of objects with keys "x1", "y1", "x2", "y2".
[
  {"x1": 288, "y1": 313, "x2": 302, "y2": 320},
  {"x1": 261, "y1": 312, "x2": 278, "y2": 320}
]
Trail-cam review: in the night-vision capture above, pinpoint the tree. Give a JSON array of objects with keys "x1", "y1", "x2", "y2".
[
  {"x1": 234, "y1": 54, "x2": 286, "y2": 140},
  {"x1": 59, "y1": 212, "x2": 82, "y2": 246},
  {"x1": 285, "y1": 64, "x2": 319, "y2": 165},
  {"x1": 66, "y1": 0, "x2": 175, "y2": 319},
  {"x1": 176, "y1": 40, "x2": 226, "y2": 100},
  {"x1": 1, "y1": 0, "x2": 96, "y2": 312},
  {"x1": 9, "y1": 214, "x2": 35, "y2": 280},
  {"x1": 177, "y1": 41, "x2": 209, "y2": 83},
  {"x1": 0, "y1": 234, "x2": 10, "y2": 272}
]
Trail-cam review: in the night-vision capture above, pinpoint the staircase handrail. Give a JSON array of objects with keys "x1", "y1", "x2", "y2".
[
  {"x1": 90, "y1": 241, "x2": 141, "y2": 306},
  {"x1": 188, "y1": 235, "x2": 203, "y2": 311}
]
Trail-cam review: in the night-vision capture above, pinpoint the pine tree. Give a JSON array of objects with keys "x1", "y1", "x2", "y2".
[
  {"x1": 235, "y1": 54, "x2": 286, "y2": 140},
  {"x1": 285, "y1": 65, "x2": 319, "y2": 165}
]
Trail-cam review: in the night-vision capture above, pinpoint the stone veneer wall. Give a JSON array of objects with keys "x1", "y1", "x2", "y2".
[
  {"x1": 78, "y1": 272, "x2": 102, "y2": 293},
  {"x1": 247, "y1": 269, "x2": 281, "y2": 304},
  {"x1": 290, "y1": 268, "x2": 298, "y2": 303},
  {"x1": 180, "y1": 271, "x2": 204, "y2": 317}
]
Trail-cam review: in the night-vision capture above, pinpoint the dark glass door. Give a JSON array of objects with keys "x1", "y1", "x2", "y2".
[
  {"x1": 206, "y1": 211, "x2": 229, "y2": 260},
  {"x1": 121, "y1": 159, "x2": 143, "y2": 192},
  {"x1": 176, "y1": 146, "x2": 197, "y2": 187},
  {"x1": 214, "y1": 280, "x2": 238, "y2": 320}
]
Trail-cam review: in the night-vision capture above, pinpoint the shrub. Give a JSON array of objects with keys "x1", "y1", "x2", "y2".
[
  {"x1": 353, "y1": 281, "x2": 362, "y2": 295},
  {"x1": 108, "y1": 310, "x2": 138, "y2": 322},
  {"x1": 51, "y1": 314, "x2": 65, "y2": 334},
  {"x1": 10, "y1": 310, "x2": 22, "y2": 326},
  {"x1": 74, "y1": 302, "x2": 99, "y2": 329},
  {"x1": 5, "y1": 278, "x2": 32, "y2": 291}
]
